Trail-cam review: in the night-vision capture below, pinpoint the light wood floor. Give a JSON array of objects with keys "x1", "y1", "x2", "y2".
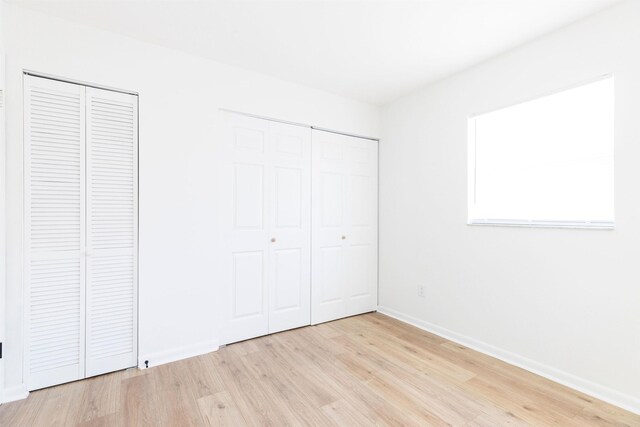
[{"x1": 0, "y1": 313, "x2": 638, "y2": 426}]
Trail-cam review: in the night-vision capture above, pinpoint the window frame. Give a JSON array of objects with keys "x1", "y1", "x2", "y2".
[{"x1": 467, "y1": 75, "x2": 615, "y2": 230}]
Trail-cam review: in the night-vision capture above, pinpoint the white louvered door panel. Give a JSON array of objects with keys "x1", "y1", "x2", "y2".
[
  {"x1": 85, "y1": 87, "x2": 138, "y2": 377},
  {"x1": 24, "y1": 75, "x2": 86, "y2": 390}
]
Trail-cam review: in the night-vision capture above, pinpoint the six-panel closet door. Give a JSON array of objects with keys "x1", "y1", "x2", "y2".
[
  {"x1": 221, "y1": 113, "x2": 311, "y2": 345},
  {"x1": 311, "y1": 129, "x2": 378, "y2": 325},
  {"x1": 24, "y1": 75, "x2": 138, "y2": 390}
]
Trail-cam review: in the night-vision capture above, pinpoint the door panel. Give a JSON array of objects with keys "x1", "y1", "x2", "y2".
[
  {"x1": 351, "y1": 175, "x2": 374, "y2": 226},
  {"x1": 320, "y1": 172, "x2": 343, "y2": 227},
  {"x1": 221, "y1": 114, "x2": 311, "y2": 342},
  {"x1": 267, "y1": 121, "x2": 311, "y2": 334},
  {"x1": 347, "y1": 243, "x2": 377, "y2": 314},
  {"x1": 221, "y1": 114, "x2": 270, "y2": 344},
  {"x1": 311, "y1": 130, "x2": 348, "y2": 324},
  {"x1": 85, "y1": 86, "x2": 138, "y2": 377},
  {"x1": 274, "y1": 167, "x2": 302, "y2": 228},
  {"x1": 233, "y1": 251, "x2": 265, "y2": 317},
  {"x1": 25, "y1": 76, "x2": 138, "y2": 390},
  {"x1": 318, "y1": 245, "x2": 344, "y2": 322},
  {"x1": 346, "y1": 138, "x2": 378, "y2": 316},
  {"x1": 311, "y1": 130, "x2": 378, "y2": 324},
  {"x1": 273, "y1": 248, "x2": 302, "y2": 311},
  {"x1": 234, "y1": 164, "x2": 264, "y2": 228},
  {"x1": 234, "y1": 128, "x2": 265, "y2": 152},
  {"x1": 24, "y1": 75, "x2": 86, "y2": 390}
]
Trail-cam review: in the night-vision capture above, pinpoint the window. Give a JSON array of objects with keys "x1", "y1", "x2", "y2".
[{"x1": 468, "y1": 76, "x2": 614, "y2": 228}]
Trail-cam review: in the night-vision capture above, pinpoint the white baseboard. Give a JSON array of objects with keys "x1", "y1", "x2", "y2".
[
  {"x1": 1, "y1": 384, "x2": 29, "y2": 404},
  {"x1": 377, "y1": 306, "x2": 640, "y2": 415},
  {"x1": 137, "y1": 339, "x2": 219, "y2": 370}
]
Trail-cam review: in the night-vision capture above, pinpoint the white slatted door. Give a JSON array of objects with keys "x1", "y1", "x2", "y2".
[
  {"x1": 221, "y1": 113, "x2": 270, "y2": 344},
  {"x1": 266, "y1": 122, "x2": 311, "y2": 334},
  {"x1": 85, "y1": 87, "x2": 138, "y2": 377},
  {"x1": 24, "y1": 76, "x2": 86, "y2": 390},
  {"x1": 311, "y1": 130, "x2": 378, "y2": 324},
  {"x1": 311, "y1": 130, "x2": 348, "y2": 324}
]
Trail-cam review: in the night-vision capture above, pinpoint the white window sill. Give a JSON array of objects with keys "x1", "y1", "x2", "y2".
[{"x1": 467, "y1": 220, "x2": 614, "y2": 230}]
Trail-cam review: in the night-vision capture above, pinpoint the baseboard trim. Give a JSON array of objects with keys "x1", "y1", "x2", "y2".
[
  {"x1": 377, "y1": 305, "x2": 640, "y2": 415},
  {"x1": 137, "y1": 339, "x2": 219, "y2": 370},
  {"x1": 1, "y1": 384, "x2": 29, "y2": 404}
]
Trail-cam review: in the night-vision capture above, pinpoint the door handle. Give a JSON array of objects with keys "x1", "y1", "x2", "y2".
[
  {"x1": 341, "y1": 235, "x2": 346, "y2": 240},
  {"x1": 271, "y1": 238, "x2": 276, "y2": 243}
]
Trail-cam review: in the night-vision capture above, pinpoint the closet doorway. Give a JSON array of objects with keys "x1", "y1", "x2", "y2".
[{"x1": 220, "y1": 111, "x2": 379, "y2": 345}]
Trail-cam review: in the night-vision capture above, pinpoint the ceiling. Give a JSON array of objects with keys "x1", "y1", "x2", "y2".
[{"x1": 12, "y1": 0, "x2": 622, "y2": 105}]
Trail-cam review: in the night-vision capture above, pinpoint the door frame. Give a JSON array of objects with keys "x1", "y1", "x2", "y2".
[{"x1": 219, "y1": 108, "x2": 379, "y2": 142}]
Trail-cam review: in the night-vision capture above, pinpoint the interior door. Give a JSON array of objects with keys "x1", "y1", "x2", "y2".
[
  {"x1": 345, "y1": 136, "x2": 378, "y2": 316},
  {"x1": 221, "y1": 113, "x2": 311, "y2": 344},
  {"x1": 24, "y1": 75, "x2": 86, "y2": 390},
  {"x1": 311, "y1": 130, "x2": 378, "y2": 324},
  {"x1": 220, "y1": 113, "x2": 271, "y2": 344},
  {"x1": 266, "y1": 121, "x2": 311, "y2": 334},
  {"x1": 311, "y1": 130, "x2": 348, "y2": 324},
  {"x1": 85, "y1": 87, "x2": 138, "y2": 377},
  {"x1": 25, "y1": 75, "x2": 138, "y2": 390}
]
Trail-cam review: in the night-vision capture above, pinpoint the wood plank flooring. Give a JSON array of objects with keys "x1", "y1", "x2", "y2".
[{"x1": 0, "y1": 312, "x2": 638, "y2": 426}]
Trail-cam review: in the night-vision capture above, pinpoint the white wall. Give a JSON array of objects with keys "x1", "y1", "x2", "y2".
[
  {"x1": 1, "y1": 3, "x2": 380, "y2": 400},
  {"x1": 0, "y1": 0, "x2": 6, "y2": 404},
  {"x1": 379, "y1": 0, "x2": 640, "y2": 413}
]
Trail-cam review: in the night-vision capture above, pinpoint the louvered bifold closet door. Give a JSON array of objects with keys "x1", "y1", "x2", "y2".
[
  {"x1": 25, "y1": 76, "x2": 86, "y2": 390},
  {"x1": 85, "y1": 87, "x2": 138, "y2": 377}
]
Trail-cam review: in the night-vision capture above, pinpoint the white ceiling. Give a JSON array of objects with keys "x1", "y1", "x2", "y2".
[{"x1": 12, "y1": 0, "x2": 622, "y2": 105}]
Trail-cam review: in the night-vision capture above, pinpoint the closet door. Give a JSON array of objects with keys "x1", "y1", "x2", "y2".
[
  {"x1": 311, "y1": 130, "x2": 378, "y2": 324},
  {"x1": 24, "y1": 76, "x2": 86, "y2": 390},
  {"x1": 345, "y1": 136, "x2": 378, "y2": 316},
  {"x1": 310, "y1": 130, "x2": 348, "y2": 324},
  {"x1": 25, "y1": 76, "x2": 138, "y2": 390},
  {"x1": 220, "y1": 113, "x2": 311, "y2": 344},
  {"x1": 85, "y1": 87, "x2": 138, "y2": 377},
  {"x1": 266, "y1": 122, "x2": 311, "y2": 334},
  {"x1": 221, "y1": 114, "x2": 271, "y2": 344}
]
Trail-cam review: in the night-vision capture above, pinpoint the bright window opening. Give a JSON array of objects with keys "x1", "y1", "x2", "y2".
[{"x1": 468, "y1": 76, "x2": 614, "y2": 229}]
